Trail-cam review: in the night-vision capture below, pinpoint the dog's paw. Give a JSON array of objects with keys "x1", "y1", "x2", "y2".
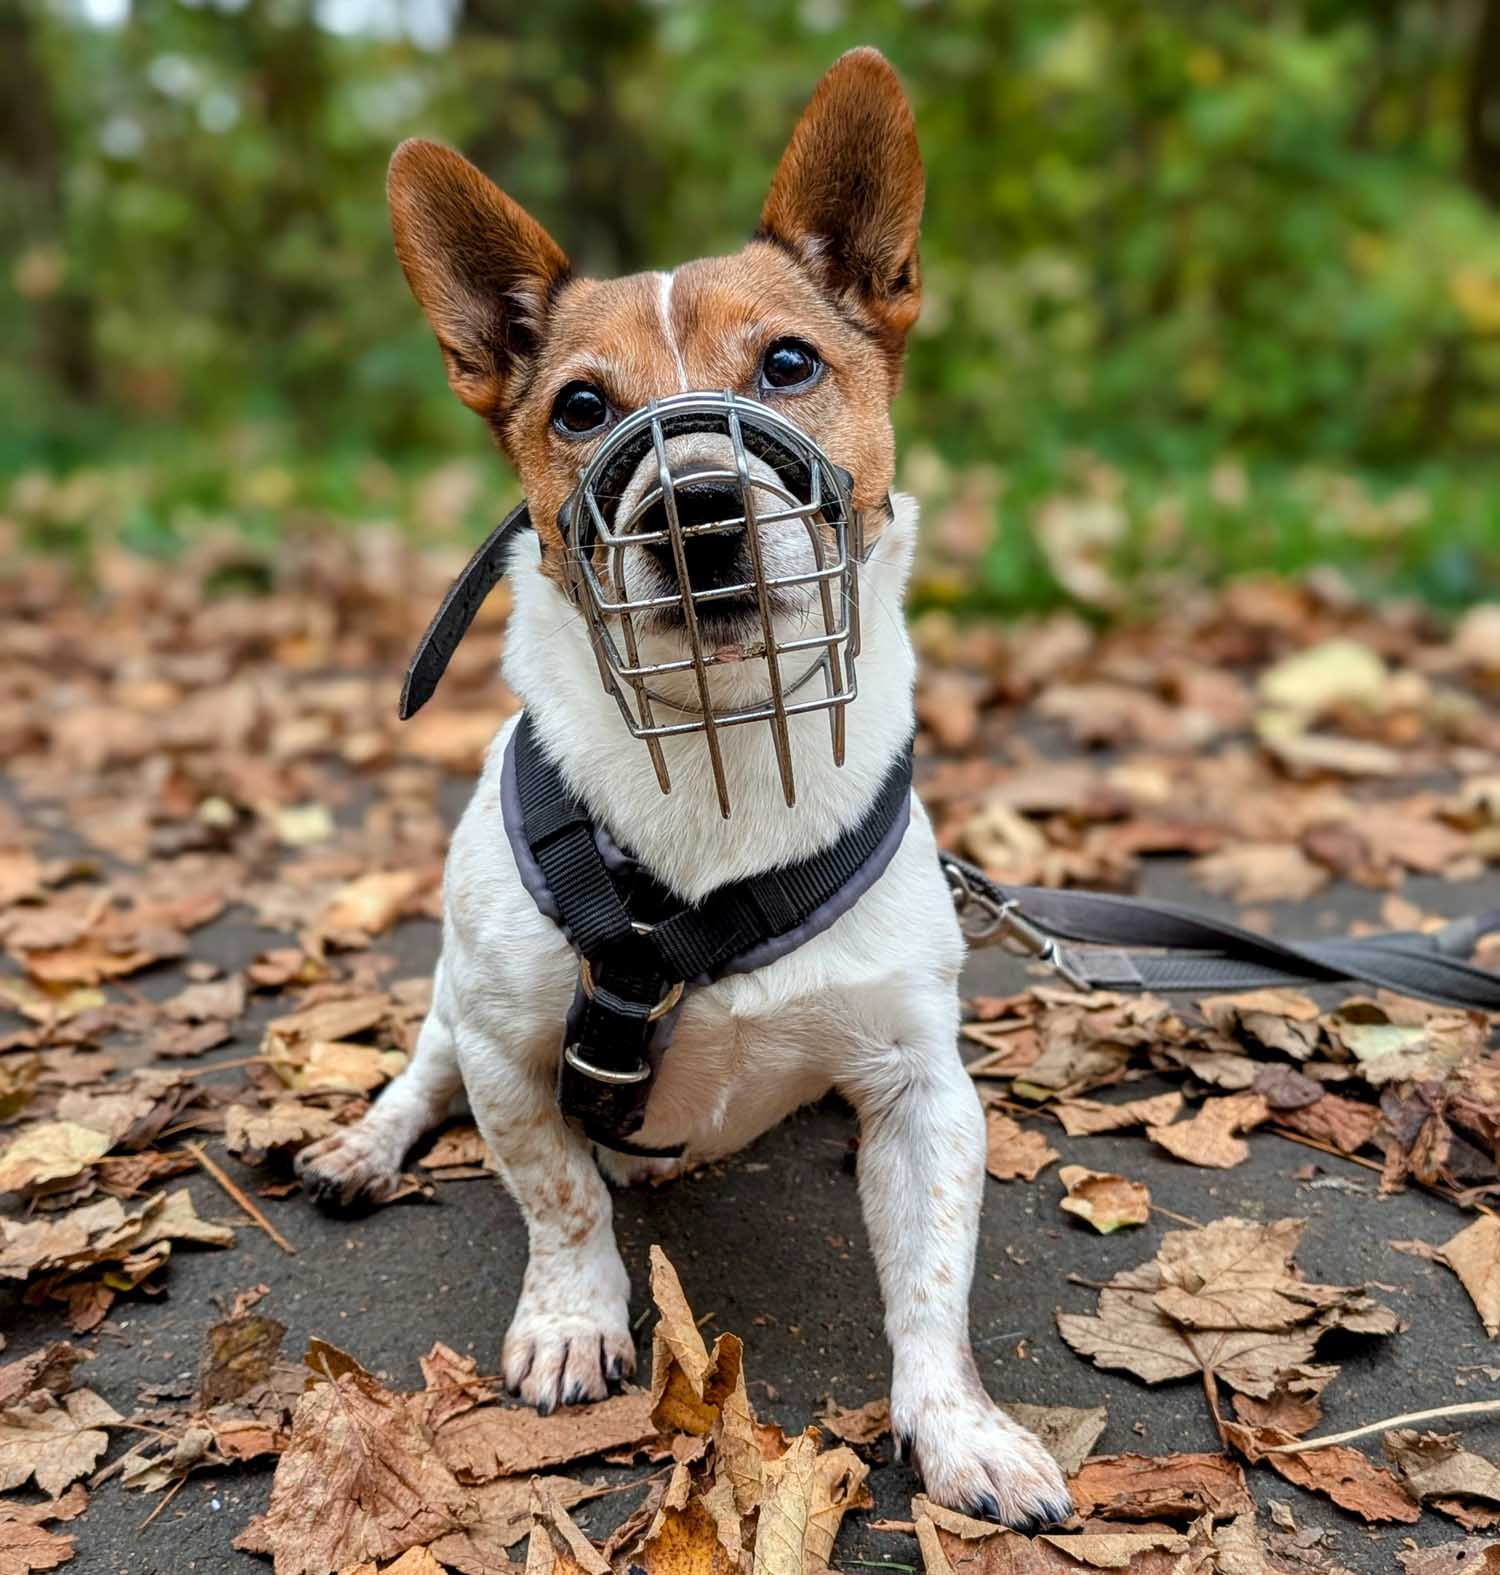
[
  {"x1": 897, "y1": 1397, "x2": 1073, "y2": 1533},
  {"x1": 295, "y1": 1126, "x2": 403, "y2": 1209},
  {"x1": 502, "y1": 1307, "x2": 636, "y2": 1412},
  {"x1": 593, "y1": 1146, "x2": 681, "y2": 1188}
]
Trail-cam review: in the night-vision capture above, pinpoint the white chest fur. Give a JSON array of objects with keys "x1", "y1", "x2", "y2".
[{"x1": 436, "y1": 493, "x2": 964, "y2": 1155}]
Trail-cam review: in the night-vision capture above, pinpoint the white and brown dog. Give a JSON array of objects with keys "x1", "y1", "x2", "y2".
[{"x1": 297, "y1": 49, "x2": 1073, "y2": 1531}]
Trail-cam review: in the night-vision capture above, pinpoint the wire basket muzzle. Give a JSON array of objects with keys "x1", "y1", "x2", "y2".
[{"x1": 558, "y1": 390, "x2": 864, "y2": 818}]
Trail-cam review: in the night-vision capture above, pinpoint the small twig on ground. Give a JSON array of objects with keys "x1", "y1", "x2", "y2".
[
  {"x1": 139, "y1": 1473, "x2": 188, "y2": 1529},
  {"x1": 1270, "y1": 1126, "x2": 1498, "y2": 1219},
  {"x1": 1150, "y1": 1204, "x2": 1203, "y2": 1229},
  {"x1": 1260, "y1": 1397, "x2": 1500, "y2": 1454},
  {"x1": 185, "y1": 1140, "x2": 297, "y2": 1255}
]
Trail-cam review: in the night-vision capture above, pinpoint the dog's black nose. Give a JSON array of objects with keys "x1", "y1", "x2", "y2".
[{"x1": 638, "y1": 481, "x2": 747, "y2": 591}]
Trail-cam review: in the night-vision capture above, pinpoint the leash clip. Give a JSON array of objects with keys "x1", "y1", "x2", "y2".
[{"x1": 943, "y1": 858, "x2": 1092, "y2": 992}]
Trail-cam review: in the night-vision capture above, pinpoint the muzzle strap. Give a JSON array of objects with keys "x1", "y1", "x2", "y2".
[{"x1": 398, "y1": 501, "x2": 533, "y2": 721}]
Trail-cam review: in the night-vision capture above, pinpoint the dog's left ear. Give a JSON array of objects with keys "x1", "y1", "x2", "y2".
[{"x1": 759, "y1": 48, "x2": 924, "y2": 371}]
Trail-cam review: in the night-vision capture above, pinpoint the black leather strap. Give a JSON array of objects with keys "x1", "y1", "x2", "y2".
[{"x1": 398, "y1": 503, "x2": 533, "y2": 720}]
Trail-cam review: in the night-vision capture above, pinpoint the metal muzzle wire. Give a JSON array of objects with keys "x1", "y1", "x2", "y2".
[{"x1": 559, "y1": 390, "x2": 864, "y2": 818}]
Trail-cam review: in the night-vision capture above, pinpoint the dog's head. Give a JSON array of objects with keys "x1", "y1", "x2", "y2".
[{"x1": 388, "y1": 47, "x2": 923, "y2": 626}]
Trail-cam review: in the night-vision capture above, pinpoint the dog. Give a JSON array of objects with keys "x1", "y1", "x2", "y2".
[{"x1": 296, "y1": 48, "x2": 1073, "y2": 1532}]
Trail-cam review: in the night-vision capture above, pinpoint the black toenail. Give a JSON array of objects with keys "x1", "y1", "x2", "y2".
[
  {"x1": 1036, "y1": 1496, "x2": 1073, "y2": 1529},
  {"x1": 895, "y1": 1431, "x2": 914, "y2": 1465},
  {"x1": 536, "y1": 1397, "x2": 554, "y2": 1417},
  {"x1": 971, "y1": 1493, "x2": 1002, "y2": 1523},
  {"x1": 563, "y1": 1383, "x2": 584, "y2": 1406},
  {"x1": 606, "y1": 1357, "x2": 623, "y2": 1382}
]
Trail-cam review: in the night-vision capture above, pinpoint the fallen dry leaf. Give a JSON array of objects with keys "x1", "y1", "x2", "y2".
[
  {"x1": 1058, "y1": 1167, "x2": 1151, "y2": 1233},
  {"x1": 1191, "y1": 842, "x2": 1329, "y2": 904},
  {"x1": 525, "y1": 1479, "x2": 609, "y2": 1575},
  {"x1": 913, "y1": 1493, "x2": 1187, "y2": 1574},
  {"x1": 1440, "y1": 1215, "x2": 1500, "y2": 1338},
  {"x1": 1053, "y1": 1092, "x2": 1183, "y2": 1138},
  {"x1": 419, "y1": 1125, "x2": 493, "y2": 1171},
  {"x1": 1226, "y1": 1418, "x2": 1420, "y2": 1524},
  {"x1": 435, "y1": 1391, "x2": 656, "y2": 1484},
  {"x1": 1066, "y1": 1451, "x2": 1252, "y2": 1523},
  {"x1": 1272, "y1": 1093, "x2": 1382, "y2": 1154},
  {"x1": 1058, "y1": 1217, "x2": 1395, "y2": 1410},
  {"x1": 648, "y1": 1246, "x2": 762, "y2": 1513},
  {"x1": 1258, "y1": 638, "x2": 1388, "y2": 714},
  {"x1": 416, "y1": 1342, "x2": 500, "y2": 1432},
  {"x1": 225, "y1": 1102, "x2": 342, "y2": 1167},
  {"x1": 198, "y1": 1312, "x2": 288, "y2": 1408},
  {"x1": 235, "y1": 1363, "x2": 471, "y2": 1575},
  {"x1": 0, "y1": 1124, "x2": 111, "y2": 1195},
  {"x1": 817, "y1": 1395, "x2": 890, "y2": 1448},
  {"x1": 1148, "y1": 1093, "x2": 1270, "y2": 1170},
  {"x1": 0, "y1": 1346, "x2": 89, "y2": 1411},
  {"x1": 318, "y1": 869, "x2": 426, "y2": 937},
  {"x1": 1398, "y1": 1544, "x2": 1500, "y2": 1575},
  {"x1": 0, "y1": 1522, "x2": 76, "y2": 1573},
  {"x1": 1202, "y1": 989, "x2": 1322, "y2": 1060},
  {"x1": 0, "y1": 1389, "x2": 122, "y2": 1497},
  {"x1": 1001, "y1": 1403, "x2": 1107, "y2": 1478},
  {"x1": 1386, "y1": 1428, "x2": 1500, "y2": 1524},
  {"x1": 985, "y1": 1109, "x2": 1058, "y2": 1182},
  {"x1": 426, "y1": 1474, "x2": 607, "y2": 1572}
]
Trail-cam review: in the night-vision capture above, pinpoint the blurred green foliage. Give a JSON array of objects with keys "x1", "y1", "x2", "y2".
[{"x1": 5, "y1": 0, "x2": 1500, "y2": 609}]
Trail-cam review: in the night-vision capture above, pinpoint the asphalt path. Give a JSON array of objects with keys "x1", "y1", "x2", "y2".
[{"x1": 3, "y1": 783, "x2": 1497, "y2": 1574}]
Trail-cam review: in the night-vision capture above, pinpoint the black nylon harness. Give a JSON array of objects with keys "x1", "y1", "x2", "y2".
[
  {"x1": 512, "y1": 712, "x2": 914, "y2": 1154},
  {"x1": 401, "y1": 510, "x2": 1500, "y2": 1156}
]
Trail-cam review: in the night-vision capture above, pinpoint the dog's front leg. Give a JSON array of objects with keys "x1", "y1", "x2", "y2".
[
  {"x1": 462, "y1": 1041, "x2": 635, "y2": 1411},
  {"x1": 841, "y1": 1028, "x2": 1073, "y2": 1531}
]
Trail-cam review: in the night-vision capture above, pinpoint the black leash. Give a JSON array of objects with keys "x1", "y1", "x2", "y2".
[{"x1": 940, "y1": 853, "x2": 1500, "y2": 1011}]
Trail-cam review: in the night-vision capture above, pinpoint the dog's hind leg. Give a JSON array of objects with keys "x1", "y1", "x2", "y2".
[
  {"x1": 840, "y1": 1015, "x2": 1074, "y2": 1533},
  {"x1": 461, "y1": 1042, "x2": 635, "y2": 1412},
  {"x1": 296, "y1": 985, "x2": 462, "y2": 1207}
]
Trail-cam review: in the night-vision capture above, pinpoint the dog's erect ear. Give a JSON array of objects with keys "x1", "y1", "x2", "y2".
[
  {"x1": 388, "y1": 139, "x2": 570, "y2": 426},
  {"x1": 758, "y1": 49, "x2": 924, "y2": 364}
]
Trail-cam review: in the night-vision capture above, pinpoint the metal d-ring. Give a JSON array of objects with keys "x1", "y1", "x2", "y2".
[{"x1": 562, "y1": 1043, "x2": 654, "y2": 1085}]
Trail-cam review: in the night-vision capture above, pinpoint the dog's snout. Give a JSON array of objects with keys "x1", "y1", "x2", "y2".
[{"x1": 639, "y1": 480, "x2": 748, "y2": 591}]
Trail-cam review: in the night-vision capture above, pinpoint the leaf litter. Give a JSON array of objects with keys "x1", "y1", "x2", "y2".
[{"x1": 3, "y1": 542, "x2": 1500, "y2": 1569}]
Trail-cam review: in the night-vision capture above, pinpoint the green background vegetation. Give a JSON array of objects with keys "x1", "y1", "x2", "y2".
[{"x1": 6, "y1": 0, "x2": 1500, "y2": 611}]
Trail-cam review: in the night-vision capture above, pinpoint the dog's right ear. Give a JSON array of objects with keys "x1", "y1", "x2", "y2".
[{"x1": 388, "y1": 139, "x2": 570, "y2": 428}]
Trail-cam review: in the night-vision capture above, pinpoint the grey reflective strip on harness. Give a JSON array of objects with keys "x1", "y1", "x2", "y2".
[
  {"x1": 501, "y1": 724, "x2": 911, "y2": 983},
  {"x1": 941, "y1": 853, "x2": 1500, "y2": 1011}
]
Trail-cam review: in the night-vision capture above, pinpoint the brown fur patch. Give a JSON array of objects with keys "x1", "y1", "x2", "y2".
[
  {"x1": 388, "y1": 50, "x2": 923, "y2": 581},
  {"x1": 498, "y1": 245, "x2": 901, "y2": 574}
]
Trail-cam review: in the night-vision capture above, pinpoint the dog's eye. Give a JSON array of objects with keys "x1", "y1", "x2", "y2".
[
  {"x1": 760, "y1": 339, "x2": 822, "y2": 392},
  {"x1": 552, "y1": 382, "x2": 610, "y2": 436}
]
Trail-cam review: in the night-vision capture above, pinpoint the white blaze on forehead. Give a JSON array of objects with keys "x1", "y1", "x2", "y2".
[{"x1": 656, "y1": 270, "x2": 689, "y2": 392}]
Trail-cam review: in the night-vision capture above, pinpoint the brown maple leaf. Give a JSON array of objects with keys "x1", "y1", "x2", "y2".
[{"x1": 234, "y1": 1365, "x2": 472, "y2": 1575}]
